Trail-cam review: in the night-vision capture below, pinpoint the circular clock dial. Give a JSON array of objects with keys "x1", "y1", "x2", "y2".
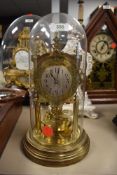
[
  {"x1": 15, "y1": 50, "x2": 33, "y2": 70},
  {"x1": 89, "y1": 34, "x2": 115, "y2": 63},
  {"x1": 41, "y1": 65, "x2": 72, "y2": 97}
]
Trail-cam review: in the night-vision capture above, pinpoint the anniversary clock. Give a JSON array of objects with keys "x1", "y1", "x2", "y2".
[
  {"x1": 86, "y1": 3, "x2": 117, "y2": 103},
  {"x1": 23, "y1": 13, "x2": 90, "y2": 166},
  {"x1": 1, "y1": 14, "x2": 40, "y2": 89}
]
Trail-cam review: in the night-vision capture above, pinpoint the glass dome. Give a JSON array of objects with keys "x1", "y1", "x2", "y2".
[
  {"x1": 1, "y1": 14, "x2": 40, "y2": 89},
  {"x1": 23, "y1": 13, "x2": 90, "y2": 166}
]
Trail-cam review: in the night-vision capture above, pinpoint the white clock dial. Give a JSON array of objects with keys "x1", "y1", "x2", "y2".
[
  {"x1": 90, "y1": 34, "x2": 115, "y2": 63},
  {"x1": 15, "y1": 50, "x2": 33, "y2": 70},
  {"x1": 41, "y1": 65, "x2": 72, "y2": 97}
]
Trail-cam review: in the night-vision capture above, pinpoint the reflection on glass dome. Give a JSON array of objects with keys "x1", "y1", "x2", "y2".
[
  {"x1": 30, "y1": 13, "x2": 86, "y2": 56},
  {"x1": 1, "y1": 14, "x2": 40, "y2": 89}
]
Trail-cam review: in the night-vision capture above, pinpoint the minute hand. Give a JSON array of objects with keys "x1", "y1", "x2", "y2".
[{"x1": 50, "y1": 73, "x2": 58, "y2": 84}]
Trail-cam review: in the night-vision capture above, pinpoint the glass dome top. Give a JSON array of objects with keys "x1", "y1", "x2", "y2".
[
  {"x1": 29, "y1": 11, "x2": 87, "y2": 112},
  {"x1": 1, "y1": 14, "x2": 40, "y2": 69},
  {"x1": 1, "y1": 14, "x2": 40, "y2": 88},
  {"x1": 30, "y1": 13, "x2": 86, "y2": 57},
  {"x1": 30, "y1": 13, "x2": 87, "y2": 104}
]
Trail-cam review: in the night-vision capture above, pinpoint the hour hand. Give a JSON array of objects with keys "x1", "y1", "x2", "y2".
[
  {"x1": 50, "y1": 73, "x2": 58, "y2": 84},
  {"x1": 50, "y1": 72, "x2": 56, "y2": 80}
]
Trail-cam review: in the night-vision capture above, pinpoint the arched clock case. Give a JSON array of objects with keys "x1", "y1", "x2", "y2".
[{"x1": 85, "y1": 4, "x2": 117, "y2": 104}]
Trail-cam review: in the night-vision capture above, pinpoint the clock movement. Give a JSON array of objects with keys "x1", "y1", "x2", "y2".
[
  {"x1": 1, "y1": 14, "x2": 40, "y2": 89},
  {"x1": 23, "y1": 13, "x2": 90, "y2": 166},
  {"x1": 85, "y1": 3, "x2": 117, "y2": 103}
]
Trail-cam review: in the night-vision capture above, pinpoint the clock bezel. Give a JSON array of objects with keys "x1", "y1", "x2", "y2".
[
  {"x1": 89, "y1": 33, "x2": 115, "y2": 63},
  {"x1": 34, "y1": 51, "x2": 79, "y2": 105}
]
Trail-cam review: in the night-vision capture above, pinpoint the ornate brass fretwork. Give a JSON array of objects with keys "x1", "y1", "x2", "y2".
[
  {"x1": 88, "y1": 56, "x2": 116, "y2": 89},
  {"x1": 4, "y1": 27, "x2": 30, "y2": 88}
]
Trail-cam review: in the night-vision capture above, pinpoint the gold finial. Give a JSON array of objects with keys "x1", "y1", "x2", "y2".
[
  {"x1": 52, "y1": 34, "x2": 62, "y2": 51},
  {"x1": 78, "y1": 0, "x2": 84, "y2": 25},
  {"x1": 18, "y1": 27, "x2": 30, "y2": 48}
]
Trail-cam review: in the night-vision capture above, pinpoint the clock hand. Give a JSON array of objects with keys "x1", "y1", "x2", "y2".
[
  {"x1": 57, "y1": 68, "x2": 60, "y2": 79},
  {"x1": 101, "y1": 41, "x2": 108, "y2": 52},
  {"x1": 50, "y1": 72, "x2": 56, "y2": 81},
  {"x1": 100, "y1": 41, "x2": 105, "y2": 51},
  {"x1": 50, "y1": 72, "x2": 58, "y2": 84}
]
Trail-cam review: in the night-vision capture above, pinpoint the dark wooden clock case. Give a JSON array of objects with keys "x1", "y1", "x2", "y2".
[{"x1": 85, "y1": 4, "x2": 117, "y2": 104}]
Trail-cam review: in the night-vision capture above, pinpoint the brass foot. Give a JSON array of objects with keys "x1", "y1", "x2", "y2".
[{"x1": 22, "y1": 129, "x2": 90, "y2": 167}]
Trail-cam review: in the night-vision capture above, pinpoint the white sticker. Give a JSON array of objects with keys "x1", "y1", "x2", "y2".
[
  {"x1": 49, "y1": 23, "x2": 73, "y2": 32},
  {"x1": 25, "y1": 19, "x2": 34, "y2": 23},
  {"x1": 103, "y1": 5, "x2": 111, "y2": 9}
]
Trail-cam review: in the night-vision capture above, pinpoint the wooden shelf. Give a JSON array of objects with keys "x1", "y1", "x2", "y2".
[
  {"x1": 0, "y1": 100, "x2": 22, "y2": 156},
  {"x1": 0, "y1": 88, "x2": 26, "y2": 156}
]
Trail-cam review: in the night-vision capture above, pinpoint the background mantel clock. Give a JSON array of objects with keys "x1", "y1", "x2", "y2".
[
  {"x1": 85, "y1": 3, "x2": 117, "y2": 104},
  {"x1": 4, "y1": 27, "x2": 30, "y2": 89}
]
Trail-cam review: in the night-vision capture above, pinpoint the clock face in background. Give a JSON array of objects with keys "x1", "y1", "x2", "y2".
[
  {"x1": 88, "y1": 33, "x2": 116, "y2": 90},
  {"x1": 41, "y1": 65, "x2": 72, "y2": 98},
  {"x1": 15, "y1": 50, "x2": 29, "y2": 70},
  {"x1": 89, "y1": 34, "x2": 115, "y2": 63},
  {"x1": 14, "y1": 49, "x2": 33, "y2": 70}
]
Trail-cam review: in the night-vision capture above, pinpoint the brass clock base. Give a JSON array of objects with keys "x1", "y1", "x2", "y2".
[{"x1": 22, "y1": 129, "x2": 90, "y2": 167}]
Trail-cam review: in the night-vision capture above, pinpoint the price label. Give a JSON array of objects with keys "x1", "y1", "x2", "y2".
[
  {"x1": 49, "y1": 23, "x2": 72, "y2": 32},
  {"x1": 25, "y1": 19, "x2": 34, "y2": 23},
  {"x1": 103, "y1": 5, "x2": 111, "y2": 9}
]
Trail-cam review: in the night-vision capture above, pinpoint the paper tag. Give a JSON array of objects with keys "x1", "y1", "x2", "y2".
[
  {"x1": 103, "y1": 5, "x2": 111, "y2": 9},
  {"x1": 25, "y1": 19, "x2": 34, "y2": 23},
  {"x1": 49, "y1": 23, "x2": 73, "y2": 32}
]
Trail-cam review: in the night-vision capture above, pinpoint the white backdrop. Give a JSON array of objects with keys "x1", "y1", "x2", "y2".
[{"x1": 52, "y1": 0, "x2": 117, "y2": 26}]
